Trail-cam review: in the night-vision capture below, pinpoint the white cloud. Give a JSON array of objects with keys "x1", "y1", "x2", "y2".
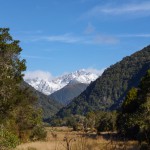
[
  {"x1": 24, "y1": 70, "x2": 53, "y2": 81},
  {"x1": 84, "y1": 68, "x2": 105, "y2": 75},
  {"x1": 83, "y1": 2, "x2": 150, "y2": 18}
]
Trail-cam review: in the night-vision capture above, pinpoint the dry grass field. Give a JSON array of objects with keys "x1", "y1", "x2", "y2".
[{"x1": 15, "y1": 127, "x2": 140, "y2": 150}]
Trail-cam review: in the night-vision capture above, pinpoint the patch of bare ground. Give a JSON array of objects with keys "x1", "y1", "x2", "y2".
[{"x1": 15, "y1": 127, "x2": 139, "y2": 150}]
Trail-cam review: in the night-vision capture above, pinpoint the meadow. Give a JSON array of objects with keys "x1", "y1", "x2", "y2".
[{"x1": 16, "y1": 127, "x2": 139, "y2": 150}]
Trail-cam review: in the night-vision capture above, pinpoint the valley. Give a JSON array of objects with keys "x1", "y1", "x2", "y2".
[
  {"x1": 17, "y1": 45, "x2": 150, "y2": 150},
  {"x1": 1, "y1": 27, "x2": 150, "y2": 149}
]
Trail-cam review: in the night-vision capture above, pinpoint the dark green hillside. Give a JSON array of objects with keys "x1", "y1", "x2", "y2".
[
  {"x1": 22, "y1": 81, "x2": 63, "y2": 119},
  {"x1": 49, "y1": 81, "x2": 88, "y2": 105},
  {"x1": 56, "y1": 45, "x2": 150, "y2": 118}
]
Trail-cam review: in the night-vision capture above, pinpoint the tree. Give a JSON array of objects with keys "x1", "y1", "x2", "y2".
[
  {"x1": 0, "y1": 28, "x2": 46, "y2": 147},
  {"x1": 117, "y1": 70, "x2": 150, "y2": 145},
  {"x1": 122, "y1": 88, "x2": 138, "y2": 112},
  {"x1": 0, "y1": 28, "x2": 26, "y2": 120},
  {"x1": 96, "y1": 111, "x2": 117, "y2": 133}
]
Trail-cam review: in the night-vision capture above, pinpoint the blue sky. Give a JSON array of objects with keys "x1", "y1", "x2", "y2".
[{"x1": 0, "y1": 0, "x2": 150, "y2": 78}]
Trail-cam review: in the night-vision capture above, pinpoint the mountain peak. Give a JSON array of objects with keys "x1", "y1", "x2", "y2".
[{"x1": 24, "y1": 69, "x2": 102, "y2": 95}]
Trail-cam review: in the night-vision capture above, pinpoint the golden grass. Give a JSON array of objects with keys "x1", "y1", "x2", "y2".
[{"x1": 15, "y1": 127, "x2": 140, "y2": 150}]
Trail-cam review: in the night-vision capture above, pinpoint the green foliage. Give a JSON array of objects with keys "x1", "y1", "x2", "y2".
[
  {"x1": 117, "y1": 70, "x2": 150, "y2": 144},
  {"x1": 56, "y1": 45, "x2": 150, "y2": 118},
  {"x1": 66, "y1": 117, "x2": 77, "y2": 127},
  {"x1": 35, "y1": 90, "x2": 63, "y2": 119},
  {"x1": 23, "y1": 81, "x2": 63, "y2": 119},
  {"x1": 15, "y1": 104, "x2": 46, "y2": 142},
  {"x1": 0, "y1": 125, "x2": 20, "y2": 149},
  {"x1": 50, "y1": 111, "x2": 117, "y2": 133},
  {"x1": 85, "y1": 111, "x2": 96, "y2": 129},
  {"x1": 30, "y1": 125, "x2": 47, "y2": 141},
  {"x1": 96, "y1": 111, "x2": 117, "y2": 132},
  {"x1": 0, "y1": 28, "x2": 47, "y2": 147},
  {"x1": 122, "y1": 87, "x2": 138, "y2": 113},
  {"x1": 0, "y1": 28, "x2": 26, "y2": 120}
]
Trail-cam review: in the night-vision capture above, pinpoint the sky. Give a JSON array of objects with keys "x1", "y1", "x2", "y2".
[{"x1": 0, "y1": 0, "x2": 150, "y2": 79}]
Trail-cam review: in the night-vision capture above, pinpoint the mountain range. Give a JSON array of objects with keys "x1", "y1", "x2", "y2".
[
  {"x1": 25, "y1": 69, "x2": 100, "y2": 95},
  {"x1": 24, "y1": 45, "x2": 150, "y2": 121},
  {"x1": 24, "y1": 68, "x2": 103, "y2": 118},
  {"x1": 55, "y1": 45, "x2": 150, "y2": 118}
]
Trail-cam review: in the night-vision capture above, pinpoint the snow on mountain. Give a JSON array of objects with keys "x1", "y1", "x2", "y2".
[{"x1": 24, "y1": 69, "x2": 102, "y2": 95}]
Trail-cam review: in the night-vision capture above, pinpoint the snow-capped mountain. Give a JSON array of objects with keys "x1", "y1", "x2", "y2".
[{"x1": 24, "y1": 69, "x2": 101, "y2": 95}]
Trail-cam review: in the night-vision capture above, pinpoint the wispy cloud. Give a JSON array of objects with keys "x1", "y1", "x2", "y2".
[
  {"x1": 21, "y1": 33, "x2": 118, "y2": 45},
  {"x1": 23, "y1": 33, "x2": 82, "y2": 44},
  {"x1": 82, "y1": 2, "x2": 150, "y2": 18},
  {"x1": 19, "y1": 32, "x2": 150, "y2": 46},
  {"x1": 39, "y1": 34, "x2": 82, "y2": 43}
]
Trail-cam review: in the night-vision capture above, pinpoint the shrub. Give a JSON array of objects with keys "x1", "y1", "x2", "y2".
[
  {"x1": 0, "y1": 126, "x2": 20, "y2": 149},
  {"x1": 30, "y1": 125, "x2": 47, "y2": 141}
]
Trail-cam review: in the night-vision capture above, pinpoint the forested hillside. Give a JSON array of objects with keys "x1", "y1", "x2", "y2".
[
  {"x1": 22, "y1": 82, "x2": 63, "y2": 119},
  {"x1": 49, "y1": 81, "x2": 88, "y2": 105},
  {"x1": 56, "y1": 45, "x2": 150, "y2": 118}
]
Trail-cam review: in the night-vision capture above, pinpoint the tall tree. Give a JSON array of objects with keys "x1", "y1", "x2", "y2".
[
  {"x1": 0, "y1": 28, "x2": 46, "y2": 146},
  {"x1": 0, "y1": 28, "x2": 26, "y2": 121}
]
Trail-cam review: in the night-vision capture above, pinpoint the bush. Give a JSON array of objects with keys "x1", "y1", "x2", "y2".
[
  {"x1": 96, "y1": 111, "x2": 117, "y2": 132},
  {"x1": 30, "y1": 125, "x2": 47, "y2": 141},
  {"x1": 0, "y1": 126, "x2": 20, "y2": 149}
]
